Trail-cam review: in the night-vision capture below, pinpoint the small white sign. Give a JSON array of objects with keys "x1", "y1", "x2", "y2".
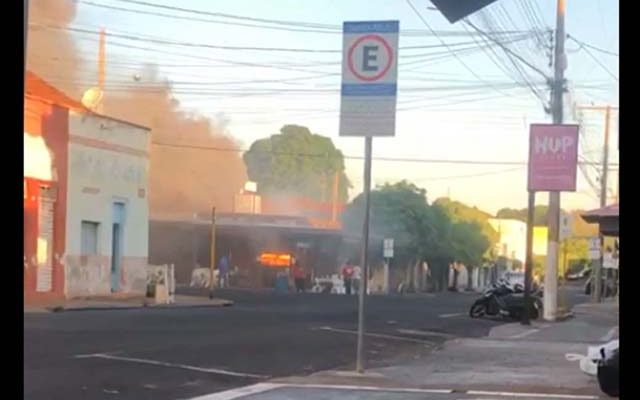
[
  {"x1": 383, "y1": 238, "x2": 394, "y2": 258},
  {"x1": 588, "y1": 237, "x2": 601, "y2": 260},
  {"x1": 340, "y1": 20, "x2": 399, "y2": 137},
  {"x1": 560, "y1": 214, "x2": 572, "y2": 241}
]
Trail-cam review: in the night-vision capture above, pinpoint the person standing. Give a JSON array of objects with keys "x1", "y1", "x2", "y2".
[
  {"x1": 341, "y1": 259, "x2": 354, "y2": 295},
  {"x1": 293, "y1": 261, "x2": 306, "y2": 293},
  {"x1": 218, "y1": 252, "x2": 230, "y2": 289},
  {"x1": 352, "y1": 264, "x2": 362, "y2": 295}
]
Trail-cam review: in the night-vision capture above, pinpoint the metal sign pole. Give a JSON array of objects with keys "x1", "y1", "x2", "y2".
[
  {"x1": 209, "y1": 206, "x2": 216, "y2": 299},
  {"x1": 356, "y1": 136, "x2": 372, "y2": 373},
  {"x1": 340, "y1": 19, "x2": 398, "y2": 374},
  {"x1": 522, "y1": 191, "x2": 535, "y2": 325}
]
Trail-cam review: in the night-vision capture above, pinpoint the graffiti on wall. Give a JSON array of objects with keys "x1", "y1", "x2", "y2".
[{"x1": 70, "y1": 149, "x2": 147, "y2": 186}]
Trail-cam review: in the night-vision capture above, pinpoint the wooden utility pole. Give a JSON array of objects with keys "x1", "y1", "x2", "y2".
[
  {"x1": 209, "y1": 207, "x2": 216, "y2": 299},
  {"x1": 542, "y1": 0, "x2": 566, "y2": 322}
]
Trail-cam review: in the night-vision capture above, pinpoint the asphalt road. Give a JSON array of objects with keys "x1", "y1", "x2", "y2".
[{"x1": 24, "y1": 284, "x2": 588, "y2": 400}]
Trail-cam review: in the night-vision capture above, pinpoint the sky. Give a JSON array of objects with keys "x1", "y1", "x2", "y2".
[{"x1": 46, "y1": 0, "x2": 619, "y2": 214}]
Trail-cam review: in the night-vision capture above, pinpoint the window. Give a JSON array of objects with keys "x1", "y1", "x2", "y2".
[{"x1": 81, "y1": 221, "x2": 99, "y2": 256}]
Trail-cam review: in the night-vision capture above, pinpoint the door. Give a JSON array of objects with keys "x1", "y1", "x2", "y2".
[{"x1": 110, "y1": 203, "x2": 126, "y2": 292}]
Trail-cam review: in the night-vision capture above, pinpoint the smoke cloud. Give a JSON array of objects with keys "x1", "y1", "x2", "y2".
[{"x1": 26, "y1": 0, "x2": 248, "y2": 216}]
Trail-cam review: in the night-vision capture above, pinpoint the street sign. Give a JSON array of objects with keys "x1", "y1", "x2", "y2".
[
  {"x1": 559, "y1": 214, "x2": 572, "y2": 241},
  {"x1": 340, "y1": 21, "x2": 399, "y2": 137},
  {"x1": 430, "y1": 0, "x2": 499, "y2": 23},
  {"x1": 588, "y1": 237, "x2": 601, "y2": 260},
  {"x1": 383, "y1": 238, "x2": 394, "y2": 258},
  {"x1": 528, "y1": 124, "x2": 580, "y2": 192}
]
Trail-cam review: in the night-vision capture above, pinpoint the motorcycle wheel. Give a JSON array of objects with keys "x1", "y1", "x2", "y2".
[{"x1": 469, "y1": 302, "x2": 486, "y2": 318}]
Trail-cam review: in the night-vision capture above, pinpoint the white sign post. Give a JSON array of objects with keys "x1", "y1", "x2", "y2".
[
  {"x1": 341, "y1": 20, "x2": 399, "y2": 374},
  {"x1": 559, "y1": 214, "x2": 572, "y2": 241},
  {"x1": 383, "y1": 238, "x2": 394, "y2": 296},
  {"x1": 383, "y1": 238, "x2": 394, "y2": 259},
  {"x1": 588, "y1": 237, "x2": 601, "y2": 260}
]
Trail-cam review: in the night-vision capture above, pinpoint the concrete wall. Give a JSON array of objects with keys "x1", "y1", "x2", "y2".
[{"x1": 64, "y1": 112, "x2": 150, "y2": 297}]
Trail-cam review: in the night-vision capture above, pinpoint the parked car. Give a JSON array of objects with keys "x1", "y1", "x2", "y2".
[
  {"x1": 567, "y1": 267, "x2": 591, "y2": 281},
  {"x1": 501, "y1": 270, "x2": 542, "y2": 290}
]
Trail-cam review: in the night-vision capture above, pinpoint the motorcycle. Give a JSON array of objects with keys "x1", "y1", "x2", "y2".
[{"x1": 469, "y1": 280, "x2": 543, "y2": 320}]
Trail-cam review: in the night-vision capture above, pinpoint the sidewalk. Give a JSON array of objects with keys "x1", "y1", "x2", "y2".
[
  {"x1": 24, "y1": 294, "x2": 233, "y2": 313},
  {"x1": 188, "y1": 301, "x2": 617, "y2": 399}
]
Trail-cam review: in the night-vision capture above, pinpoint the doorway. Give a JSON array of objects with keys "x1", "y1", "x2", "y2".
[{"x1": 111, "y1": 203, "x2": 126, "y2": 292}]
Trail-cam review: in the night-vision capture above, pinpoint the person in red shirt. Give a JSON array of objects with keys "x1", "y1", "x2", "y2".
[
  {"x1": 293, "y1": 261, "x2": 306, "y2": 293},
  {"x1": 341, "y1": 259, "x2": 354, "y2": 295}
]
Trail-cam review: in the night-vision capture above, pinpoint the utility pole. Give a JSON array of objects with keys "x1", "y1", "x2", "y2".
[
  {"x1": 576, "y1": 104, "x2": 617, "y2": 302},
  {"x1": 209, "y1": 207, "x2": 216, "y2": 299},
  {"x1": 544, "y1": 0, "x2": 566, "y2": 322}
]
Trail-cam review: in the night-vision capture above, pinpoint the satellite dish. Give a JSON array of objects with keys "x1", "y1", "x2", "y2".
[{"x1": 81, "y1": 87, "x2": 104, "y2": 112}]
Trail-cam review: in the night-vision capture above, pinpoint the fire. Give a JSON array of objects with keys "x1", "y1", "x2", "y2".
[{"x1": 258, "y1": 252, "x2": 293, "y2": 268}]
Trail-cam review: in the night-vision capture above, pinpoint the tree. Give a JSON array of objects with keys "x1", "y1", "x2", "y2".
[
  {"x1": 496, "y1": 206, "x2": 550, "y2": 226},
  {"x1": 243, "y1": 125, "x2": 350, "y2": 202},
  {"x1": 450, "y1": 221, "x2": 491, "y2": 266},
  {"x1": 342, "y1": 181, "x2": 492, "y2": 291},
  {"x1": 435, "y1": 198, "x2": 499, "y2": 258}
]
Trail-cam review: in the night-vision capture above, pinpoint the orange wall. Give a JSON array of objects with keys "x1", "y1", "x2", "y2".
[{"x1": 24, "y1": 97, "x2": 69, "y2": 301}]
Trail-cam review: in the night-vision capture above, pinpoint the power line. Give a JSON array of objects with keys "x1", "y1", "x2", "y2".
[
  {"x1": 463, "y1": 19, "x2": 549, "y2": 81},
  {"x1": 577, "y1": 45, "x2": 619, "y2": 82},
  {"x1": 150, "y1": 140, "x2": 618, "y2": 167},
  {"x1": 405, "y1": 0, "x2": 519, "y2": 98},
  {"x1": 567, "y1": 34, "x2": 619, "y2": 57},
  {"x1": 33, "y1": 22, "x2": 535, "y2": 55},
  {"x1": 413, "y1": 166, "x2": 524, "y2": 182},
  {"x1": 80, "y1": 0, "x2": 533, "y2": 38}
]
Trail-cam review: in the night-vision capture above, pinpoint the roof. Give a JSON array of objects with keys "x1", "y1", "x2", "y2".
[
  {"x1": 25, "y1": 71, "x2": 86, "y2": 111},
  {"x1": 25, "y1": 71, "x2": 150, "y2": 132},
  {"x1": 582, "y1": 204, "x2": 619, "y2": 221},
  {"x1": 581, "y1": 204, "x2": 619, "y2": 236},
  {"x1": 150, "y1": 213, "x2": 342, "y2": 235}
]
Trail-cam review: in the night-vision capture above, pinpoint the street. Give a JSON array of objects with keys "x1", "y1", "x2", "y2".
[{"x1": 24, "y1": 285, "x2": 588, "y2": 400}]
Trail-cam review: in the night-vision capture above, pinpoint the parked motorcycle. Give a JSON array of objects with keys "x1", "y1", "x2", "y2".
[{"x1": 469, "y1": 280, "x2": 543, "y2": 320}]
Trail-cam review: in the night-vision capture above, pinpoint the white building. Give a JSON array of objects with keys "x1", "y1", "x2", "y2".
[
  {"x1": 24, "y1": 72, "x2": 151, "y2": 301},
  {"x1": 64, "y1": 111, "x2": 150, "y2": 297}
]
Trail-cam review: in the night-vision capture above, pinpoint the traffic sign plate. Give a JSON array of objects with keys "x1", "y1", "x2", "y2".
[{"x1": 340, "y1": 21, "x2": 399, "y2": 137}]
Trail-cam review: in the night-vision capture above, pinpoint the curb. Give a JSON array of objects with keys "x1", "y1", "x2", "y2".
[{"x1": 26, "y1": 300, "x2": 234, "y2": 313}]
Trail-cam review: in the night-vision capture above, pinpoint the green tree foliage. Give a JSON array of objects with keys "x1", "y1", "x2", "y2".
[
  {"x1": 243, "y1": 125, "x2": 350, "y2": 201},
  {"x1": 435, "y1": 198, "x2": 498, "y2": 258},
  {"x1": 342, "y1": 181, "x2": 492, "y2": 289},
  {"x1": 496, "y1": 205, "x2": 550, "y2": 226}
]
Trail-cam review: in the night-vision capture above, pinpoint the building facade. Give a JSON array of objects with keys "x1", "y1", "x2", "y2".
[{"x1": 24, "y1": 72, "x2": 150, "y2": 301}]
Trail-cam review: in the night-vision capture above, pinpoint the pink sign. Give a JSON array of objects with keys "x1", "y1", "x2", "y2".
[{"x1": 528, "y1": 124, "x2": 579, "y2": 192}]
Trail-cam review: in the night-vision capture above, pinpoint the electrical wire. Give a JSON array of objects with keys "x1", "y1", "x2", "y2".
[
  {"x1": 150, "y1": 140, "x2": 617, "y2": 168},
  {"x1": 567, "y1": 34, "x2": 619, "y2": 57}
]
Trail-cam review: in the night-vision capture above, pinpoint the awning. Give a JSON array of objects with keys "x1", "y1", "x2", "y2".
[{"x1": 581, "y1": 204, "x2": 619, "y2": 236}]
